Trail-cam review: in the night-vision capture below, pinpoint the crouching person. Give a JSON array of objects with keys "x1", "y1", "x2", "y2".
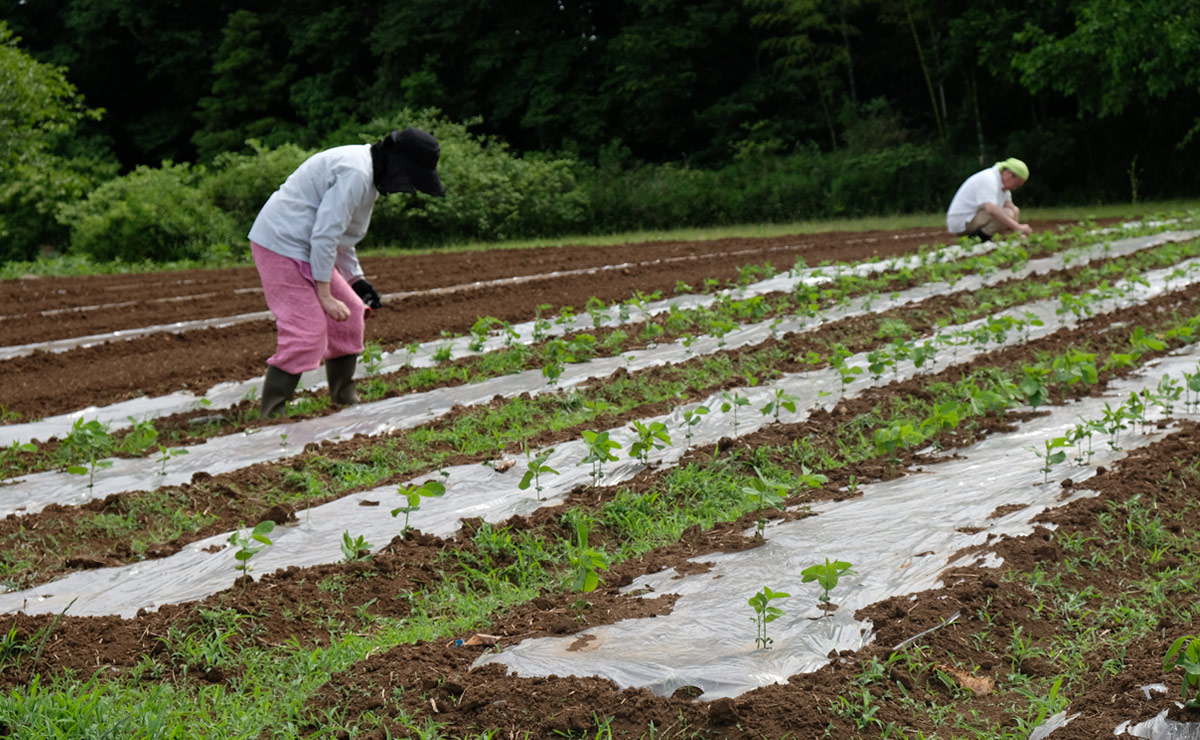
[
  {"x1": 248, "y1": 128, "x2": 446, "y2": 417},
  {"x1": 946, "y1": 158, "x2": 1031, "y2": 241}
]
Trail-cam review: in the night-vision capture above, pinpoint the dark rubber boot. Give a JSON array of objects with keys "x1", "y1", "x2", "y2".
[
  {"x1": 261, "y1": 365, "x2": 301, "y2": 419},
  {"x1": 325, "y1": 354, "x2": 360, "y2": 406}
]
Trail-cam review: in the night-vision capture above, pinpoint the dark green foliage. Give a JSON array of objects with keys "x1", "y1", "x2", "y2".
[
  {"x1": 3, "y1": 0, "x2": 1200, "y2": 267},
  {"x1": 583, "y1": 143, "x2": 970, "y2": 232},
  {"x1": 191, "y1": 10, "x2": 302, "y2": 162},
  {"x1": 0, "y1": 154, "x2": 117, "y2": 262},
  {"x1": 0, "y1": 21, "x2": 116, "y2": 261},
  {"x1": 355, "y1": 112, "x2": 590, "y2": 246},
  {"x1": 201, "y1": 142, "x2": 313, "y2": 237},
  {"x1": 59, "y1": 163, "x2": 238, "y2": 263}
]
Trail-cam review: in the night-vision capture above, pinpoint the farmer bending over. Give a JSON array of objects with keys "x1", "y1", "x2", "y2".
[
  {"x1": 248, "y1": 128, "x2": 446, "y2": 418},
  {"x1": 946, "y1": 158, "x2": 1031, "y2": 240}
]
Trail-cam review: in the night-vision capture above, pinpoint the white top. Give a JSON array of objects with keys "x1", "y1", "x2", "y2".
[
  {"x1": 945, "y1": 166, "x2": 1012, "y2": 234},
  {"x1": 248, "y1": 144, "x2": 378, "y2": 282}
]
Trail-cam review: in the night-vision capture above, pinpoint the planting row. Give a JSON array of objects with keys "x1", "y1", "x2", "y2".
[
  {"x1": 6, "y1": 232, "x2": 1200, "y2": 615},
  {"x1": 5, "y1": 222, "x2": 1200, "y2": 737}
]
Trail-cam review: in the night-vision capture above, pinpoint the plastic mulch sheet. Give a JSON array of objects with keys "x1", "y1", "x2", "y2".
[
  {"x1": 2, "y1": 232, "x2": 1193, "y2": 515},
  {"x1": 470, "y1": 349, "x2": 1200, "y2": 699},
  {"x1": 11, "y1": 230, "x2": 1182, "y2": 449},
  {"x1": 0, "y1": 238, "x2": 1009, "y2": 447}
]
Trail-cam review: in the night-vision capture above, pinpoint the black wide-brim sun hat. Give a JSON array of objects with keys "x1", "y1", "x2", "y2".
[{"x1": 372, "y1": 128, "x2": 446, "y2": 197}]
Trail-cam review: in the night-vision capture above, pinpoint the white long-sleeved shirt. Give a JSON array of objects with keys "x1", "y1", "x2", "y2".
[
  {"x1": 248, "y1": 144, "x2": 378, "y2": 282},
  {"x1": 945, "y1": 166, "x2": 1012, "y2": 234}
]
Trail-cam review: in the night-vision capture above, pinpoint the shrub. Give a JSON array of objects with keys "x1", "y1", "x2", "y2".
[
  {"x1": 201, "y1": 141, "x2": 314, "y2": 237},
  {"x1": 827, "y1": 143, "x2": 962, "y2": 216},
  {"x1": 58, "y1": 162, "x2": 238, "y2": 263},
  {"x1": 581, "y1": 141, "x2": 970, "y2": 231},
  {"x1": 348, "y1": 110, "x2": 590, "y2": 246},
  {"x1": 0, "y1": 21, "x2": 115, "y2": 261},
  {"x1": 0, "y1": 154, "x2": 117, "y2": 262}
]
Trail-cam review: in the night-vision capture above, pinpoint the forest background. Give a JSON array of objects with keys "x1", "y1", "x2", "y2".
[{"x1": 2, "y1": 0, "x2": 1198, "y2": 265}]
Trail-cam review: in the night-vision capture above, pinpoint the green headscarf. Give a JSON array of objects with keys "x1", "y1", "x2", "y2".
[{"x1": 995, "y1": 158, "x2": 1029, "y2": 180}]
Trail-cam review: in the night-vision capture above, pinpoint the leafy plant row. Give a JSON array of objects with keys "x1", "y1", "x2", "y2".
[
  {"x1": 3, "y1": 225, "x2": 1190, "y2": 489},
  {"x1": 6, "y1": 256, "x2": 1200, "y2": 598},
  {"x1": 6, "y1": 293, "x2": 1200, "y2": 737}
]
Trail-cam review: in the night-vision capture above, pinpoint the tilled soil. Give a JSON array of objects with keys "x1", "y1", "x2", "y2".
[
  {"x1": 2, "y1": 219, "x2": 1195, "y2": 738},
  {"x1": 3, "y1": 224, "x2": 1071, "y2": 423}
]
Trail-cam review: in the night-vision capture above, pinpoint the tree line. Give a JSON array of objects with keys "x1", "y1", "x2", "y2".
[{"x1": 2, "y1": 0, "x2": 1198, "y2": 262}]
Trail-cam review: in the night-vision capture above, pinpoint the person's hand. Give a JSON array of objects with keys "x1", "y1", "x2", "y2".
[
  {"x1": 318, "y1": 293, "x2": 351, "y2": 321},
  {"x1": 352, "y1": 279, "x2": 382, "y2": 309},
  {"x1": 1016, "y1": 223, "x2": 1033, "y2": 237}
]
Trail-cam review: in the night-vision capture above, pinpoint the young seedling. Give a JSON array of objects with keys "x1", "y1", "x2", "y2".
[
  {"x1": 749, "y1": 586, "x2": 789, "y2": 649},
  {"x1": 760, "y1": 388, "x2": 798, "y2": 422},
  {"x1": 710, "y1": 317, "x2": 736, "y2": 347},
  {"x1": 541, "y1": 338, "x2": 570, "y2": 387},
  {"x1": 720, "y1": 391, "x2": 751, "y2": 435},
  {"x1": 1029, "y1": 436, "x2": 1069, "y2": 484},
  {"x1": 567, "y1": 333, "x2": 597, "y2": 360},
  {"x1": 532, "y1": 304, "x2": 553, "y2": 341},
  {"x1": 228, "y1": 521, "x2": 276, "y2": 581},
  {"x1": 680, "y1": 405, "x2": 710, "y2": 450},
  {"x1": 1184, "y1": 368, "x2": 1200, "y2": 413},
  {"x1": 1155, "y1": 374, "x2": 1183, "y2": 417},
  {"x1": 390, "y1": 480, "x2": 447, "y2": 536},
  {"x1": 626, "y1": 289, "x2": 657, "y2": 336},
  {"x1": 873, "y1": 422, "x2": 923, "y2": 466},
  {"x1": 582, "y1": 398, "x2": 613, "y2": 419},
  {"x1": 361, "y1": 341, "x2": 384, "y2": 375},
  {"x1": 1101, "y1": 402, "x2": 1128, "y2": 450},
  {"x1": 64, "y1": 418, "x2": 114, "y2": 489},
  {"x1": 741, "y1": 468, "x2": 788, "y2": 538},
  {"x1": 518, "y1": 447, "x2": 559, "y2": 500},
  {"x1": 628, "y1": 420, "x2": 671, "y2": 464},
  {"x1": 541, "y1": 358, "x2": 565, "y2": 386},
  {"x1": 1065, "y1": 422, "x2": 1094, "y2": 465},
  {"x1": 910, "y1": 340, "x2": 938, "y2": 370},
  {"x1": 828, "y1": 345, "x2": 862, "y2": 399},
  {"x1": 569, "y1": 518, "x2": 607, "y2": 593},
  {"x1": 1129, "y1": 325, "x2": 1166, "y2": 356},
  {"x1": 340, "y1": 531, "x2": 374, "y2": 562},
  {"x1": 120, "y1": 416, "x2": 159, "y2": 455},
  {"x1": 500, "y1": 320, "x2": 520, "y2": 347},
  {"x1": 799, "y1": 349, "x2": 823, "y2": 377},
  {"x1": 585, "y1": 296, "x2": 610, "y2": 329},
  {"x1": 156, "y1": 445, "x2": 189, "y2": 477},
  {"x1": 1018, "y1": 365, "x2": 1052, "y2": 409},
  {"x1": 469, "y1": 316, "x2": 500, "y2": 352},
  {"x1": 1164, "y1": 634, "x2": 1200, "y2": 709},
  {"x1": 866, "y1": 349, "x2": 890, "y2": 385},
  {"x1": 1125, "y1": 390, "x2": 1150, "y2": 434},
  {"x1": 801, "y1": 558, "x2": 854, "y2": 614},
  {"x1": 579, "y1": 430, "x2": 621, "y2": 486}
]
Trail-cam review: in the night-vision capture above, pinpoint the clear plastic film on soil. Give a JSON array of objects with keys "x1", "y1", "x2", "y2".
[
  {"x1": 2, "y1": 231, "x2": 1192, "y2": 515},
  {"x1": 0, "y1": 237, "x2": 1006, "y2": 448},
  {"x1": 1030, "y1": 703, "x2": 1200, "y2": 739},
  {"x1": 5, "y1": 266, "x2": 1200, "y2": 625},
  {"x1": 469, "y1": 348, "x2": 1200, "y2": 700}
]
